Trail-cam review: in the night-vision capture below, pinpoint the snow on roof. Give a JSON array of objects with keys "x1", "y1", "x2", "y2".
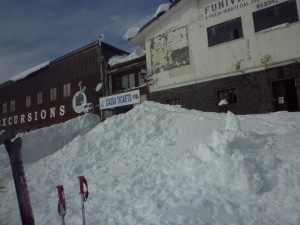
[
  {"x1": 10, "y1": 61, "x2": 50, "y2": 82},
  {"x1": 108, "y1": 47, "x2": 145, "y2": 67},
  {"x1": 123, "y1": 27, "x2": 140, "y2": 41},
  {"x1": 154, "y1": 3, "x2": 171, "y2": 17},
  {"x1": 124, "y1": 3, "x2": 171, "y2": 41}
]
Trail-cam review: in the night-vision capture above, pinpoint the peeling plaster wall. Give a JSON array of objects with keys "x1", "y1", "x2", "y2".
[
  {"x1": 144, "y1": 0, "x2": 300, "y2": 92},
  {"x1": 150, "y1": 27, "x2": 190, "y2": 73}
]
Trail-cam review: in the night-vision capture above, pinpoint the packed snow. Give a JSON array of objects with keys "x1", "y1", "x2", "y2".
[
  {"x1": 154, "y1": 4, "x2": 171, "y2": 17},
  {"x1": 10, "y1": 61, "x2": 50, "y2": 82},
  {"x1": 108, "y1": 47, "x2": 145, "y2": 66},
  {"x1": 1, "y1": 101, "x2": 300, "y2": 225},
  {"x1": 123, "y1": 27, "x2": 140, "y2": 41}
]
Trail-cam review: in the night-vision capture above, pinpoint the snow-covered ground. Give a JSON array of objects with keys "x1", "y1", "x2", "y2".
[{"x1": 1, "y1": 101, "x2": 300, "y2": 225}]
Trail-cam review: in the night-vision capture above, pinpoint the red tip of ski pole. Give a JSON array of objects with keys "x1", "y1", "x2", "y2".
[
  {"x1": 78, "y1": 176, "x2": 85, "y2": 194},
  {"x1": 56, "y1": 185, "x2": 65, "y2": 205}
]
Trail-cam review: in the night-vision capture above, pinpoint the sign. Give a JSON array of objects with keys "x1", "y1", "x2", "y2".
[
  {"x1": 0, "y1": 105, "x2": 66, "y2": 129},
  {"x1": 99, "y1": 90, "x2": 141, "y2": 110},
  {"x1": 72, "y1": 81, "x2": 94, "y2": 114},
  {"x1": 203, "y1": 0, "x2": 285, "y2": 20}
]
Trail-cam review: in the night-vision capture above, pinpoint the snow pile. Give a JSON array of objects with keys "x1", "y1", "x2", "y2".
[
  {"x1": 1, "y1": 102, "x2": 300, "y2": 224},
  {"x1": 123, "y1": 27, "x2": 140, "y2": 41},
  {"x1": 154, "y1": 3, "x2": 171, "y2": 17},
  {"x1": 10, "y1": 61, "x2": 50, "y2": 82},
  {"x1": 0, "y1": 114, "x2": 99, "y2": 191},
  {"x1": 18, "y1": 113, "x2": 100, "y2": 164},
  {"x1": 108, "y1": 47, "x2": 145, "y2": 66}
]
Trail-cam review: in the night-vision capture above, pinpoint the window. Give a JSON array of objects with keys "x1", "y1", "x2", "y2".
[
  {"x1": 10, "y1": 100, "x2": 15, "y2": 112},
  {"x1": 37, "y1": 92, "x2": 43, "y2": 105},
  {"x1": 3, "y1": 103, "x2": 7, "y2": 113},
  {"x1": 26, "y1": 96, "x2": 31, "y2": 108},
  {"x1": 217, "y1": 88, "x2": 237, "y2": 105},
  {"x1": 207, "y1": 17, "x2": 243, "y2": 47},
  {"x1": 63, "y1": 83, "x2": 71, "y2": 97},
  {"x1": 166, "y1": 98, "x2": 181, "y2": 106},
  {"x1": 253, "y1": 0, "x2": 299, "y2": 32},
  {"x1": 112, "y1": 73, "x2": 136, "y2": 92},
  {"x1": 50, "y1": 88, "x2": 57, "y2": 101}
]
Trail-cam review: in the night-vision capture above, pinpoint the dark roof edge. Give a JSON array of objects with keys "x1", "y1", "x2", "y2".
[{"x1": 51, "y1": 41, "x2": 129, "y2": 64}]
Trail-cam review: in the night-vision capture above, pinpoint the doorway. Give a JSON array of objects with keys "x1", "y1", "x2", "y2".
[{"x1": 271, "y1": 78, "x2": 299, "y2": 112}]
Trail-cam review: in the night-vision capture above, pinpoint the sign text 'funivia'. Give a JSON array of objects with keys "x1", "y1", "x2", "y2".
[{"x1": 203, "y1": 0, "x2": 284, "y2": 20}]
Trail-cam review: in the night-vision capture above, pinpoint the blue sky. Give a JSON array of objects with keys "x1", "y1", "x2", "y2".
[{"x1": 0, "y1": 0, "x2": 168, "y2": 83}]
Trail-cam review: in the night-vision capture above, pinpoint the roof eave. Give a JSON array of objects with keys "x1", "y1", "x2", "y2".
[{"x1": 129, "y1": 0, "x2": 184, "y2": 47}]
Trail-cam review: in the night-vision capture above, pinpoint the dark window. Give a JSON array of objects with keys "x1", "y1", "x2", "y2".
[
  {"x1": 3, "y1": 103, "x2": 7, "y2": 113},
  {"x1": 37, "y1": 92, "x2": 43, "y2": 105},
  {"x1": 166, "y1": 98, "x2": 181, "y2": 106},
  {"x1": 253, "y1": 0, "x2": 299, "y2": 32},
  {"x1": 217, "y1": 88, "x2": 237, "y2": 105},
  {"x1": 112, "y1": 73, "x2": 136, "y2": 92},
  {"x1": 63, "y1": 83, "x2": 71, "y2": 97},
  {"x1": 207, "y1": 18, "x2": 243, "y2": 47},
  {"x1": 26, "y1": 96, "x2": 31, "y2": 108},
  {"x1": 10, "y1": 100, "x2": 15, "y2": 112},
  {"x1": 50, "y1": 88, "x2": 57, "y2": 101}
]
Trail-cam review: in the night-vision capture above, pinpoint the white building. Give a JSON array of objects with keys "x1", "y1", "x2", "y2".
[{"x1": 131, "y1": 0, "x2": 300, "y2": 114}]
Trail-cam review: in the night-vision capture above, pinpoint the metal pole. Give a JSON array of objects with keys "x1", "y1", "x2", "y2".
[
  {"x1": 56, "y1": 185, "x2": 66, "y2": 225},
  {"x1": 81, "y1": 194, "x2": 86, "y2": 225},
  {"x1": 78, "y1": 176, "x2": 86, "y2": 225}
]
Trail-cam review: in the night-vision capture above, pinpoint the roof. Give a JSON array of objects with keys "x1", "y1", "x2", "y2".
[
  {"x1": 130, "y1": 0, "x2": 184, "y2": 47},
  {"x1": 109, "y1": 56, "x2": 146, "y2": 74},
  {"x1": 0, "y1": 40, "x2": 129, "y2": 87}
]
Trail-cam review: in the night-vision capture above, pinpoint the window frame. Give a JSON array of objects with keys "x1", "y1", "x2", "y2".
[
  {"x1": 63, "y1": 83, "x2": 71, "y2": 97},
  {"x1": 207, "y1": 17, "x2": 244, "y2": 47},
  {"x1": 37, "y1": 92, "x2": 43, "y2": 105},
  {"x1": 10, "y1": 100, "x2": 15, "y2": 112},
  {"x1": 3, "y1": 103, "x2": 7, "y2": 113},
  {"x1": 112, "y1": 72, "x2": 137, "y2": 93},
  {"x1": 26, "y1": 96, "x2": 31, "y2": 108},
  {"x1": 253, "y1": 0, "x2": 299, "y2": 33},
  {"x1": 216, "y1": 87, "x2": 238, "y2": 106},
  {"x1": 50, "y1": 87, "x2": 57, "y2": 101}
]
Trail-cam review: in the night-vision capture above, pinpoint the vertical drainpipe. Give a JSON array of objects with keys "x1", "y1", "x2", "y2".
[{"x1": 98, "y1": 35, "x2": 105, "y2": 121}]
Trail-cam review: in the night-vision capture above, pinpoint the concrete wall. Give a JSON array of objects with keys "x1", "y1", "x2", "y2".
[
  {"x1": 144, "y1": 0, "x2": 300, "y2": 92},
  {"x1": 148, "y1": 63, "x2": 300, "y2": 114}
]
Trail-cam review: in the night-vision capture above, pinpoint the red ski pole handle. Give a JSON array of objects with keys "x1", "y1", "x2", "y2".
[
  {"x1": 56, "y1": 185, "x2": 65, "y2": 205},
  {"x1": 78, "y1": 176, "x2": 85, "y2": 194}
]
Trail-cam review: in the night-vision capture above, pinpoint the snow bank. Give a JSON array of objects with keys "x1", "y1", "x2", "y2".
[
  {"x1": 1, "y1": 102, "x2": 300, "y2": 225},
  {"x1": 10, "y1": 61, "x2": 50, "y2": 82},
  {"x1": 108, "y1": 47, "x2": 145, "y2": 66},
  {"x1": 18, "y1": 113, "x2": 100, "y2": 164},
  {"x1": 0, "y1": 114, "x2": 99, "y2": 191}
]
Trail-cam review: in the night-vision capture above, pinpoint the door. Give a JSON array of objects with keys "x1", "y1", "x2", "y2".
[{"x1": 271, "y1": 78, "x2": 299, "y2": 112}]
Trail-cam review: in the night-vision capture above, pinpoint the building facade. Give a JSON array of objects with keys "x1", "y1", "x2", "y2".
[
  {"x1": 99, "y1": 56, "x2": 148, "y2": 120},
  {"x1": 131, "y1": 0, "x2": 300, "y2": 114},
  {"x1": 0, "y1": 41, "x2": 128, "y2": 132}
]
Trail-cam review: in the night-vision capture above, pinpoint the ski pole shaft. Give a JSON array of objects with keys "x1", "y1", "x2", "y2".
[
  {"x1": 78, "y1": 176, "x2": 86, "y2": 225},
  {"x1": 56, "y1": 185, "x2": 66, "y2": 225}
]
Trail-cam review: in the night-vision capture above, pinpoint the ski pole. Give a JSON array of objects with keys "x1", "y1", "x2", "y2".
[
  {"x1": 56, "y1": 185, "x2": 66, "y2": 225},
  {"x1": 78, "y1": 176, "x2": 88, "y2": 225}
]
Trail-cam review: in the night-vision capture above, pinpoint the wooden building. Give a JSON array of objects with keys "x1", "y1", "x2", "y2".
[
  {"x1": 0, "y1": 40, "x2": 128, "y2": 132},
  {"x1": 100, "y1": 55, "x2": 147, "y2": 120}
]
